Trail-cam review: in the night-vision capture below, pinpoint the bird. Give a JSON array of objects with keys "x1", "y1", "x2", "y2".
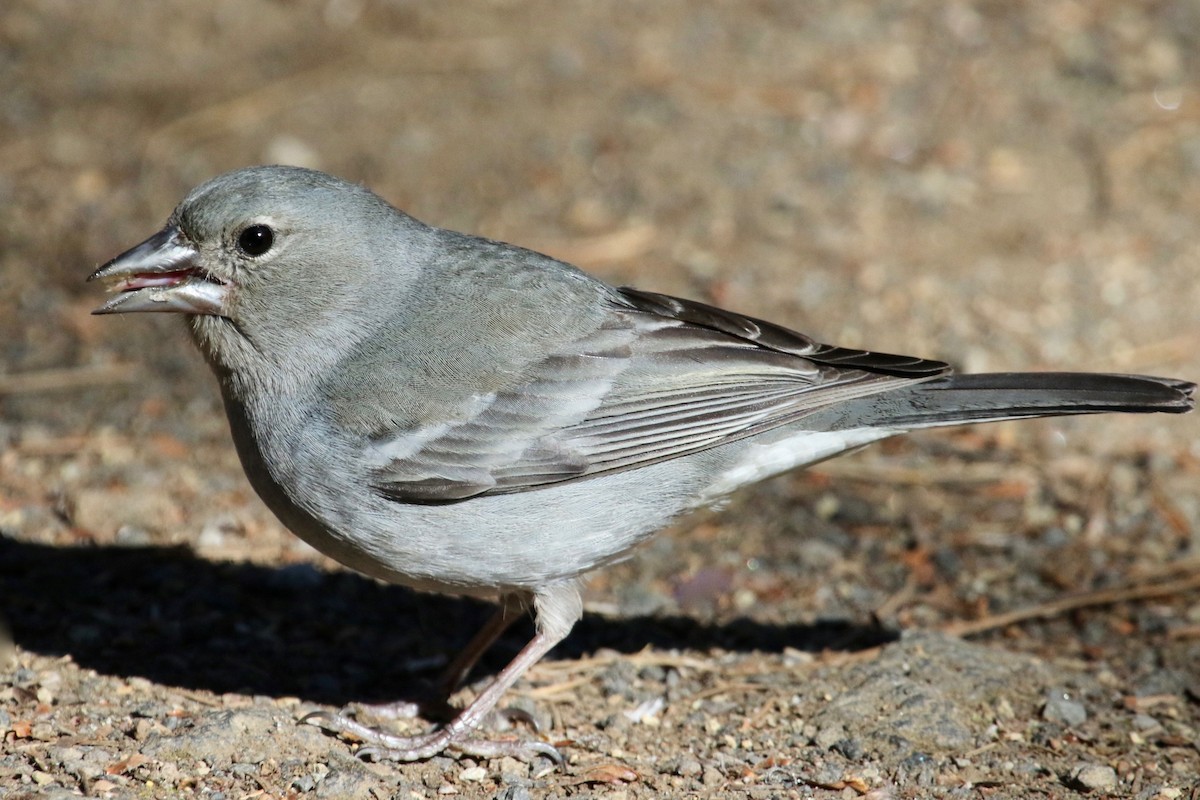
[{"x1": 88, "y1": 165, "x2": 1194, "y2": 763}]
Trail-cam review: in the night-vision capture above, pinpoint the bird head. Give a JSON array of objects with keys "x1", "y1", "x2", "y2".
[{"x1": 89, "y1": 165, "x2": 428, "y2": 377}]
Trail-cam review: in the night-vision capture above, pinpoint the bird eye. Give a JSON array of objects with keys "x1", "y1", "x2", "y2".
[{"x1": 237, "y1": 224, "x2": 274, "y2": 257}]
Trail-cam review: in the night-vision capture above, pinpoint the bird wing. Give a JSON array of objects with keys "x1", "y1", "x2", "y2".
[{"x1": 367, "y1": 288, "x2": 949, "y2": 502}]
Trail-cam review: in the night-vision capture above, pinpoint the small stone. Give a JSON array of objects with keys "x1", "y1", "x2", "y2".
[
  {"x1": 291, "y1": 774, "x2": 316, "y2": 792},
  {"x1": 1064, "y1": 763, "x2": 1118, "y2": 792},
  {"x1": 460, "y1": 766, "x2": 487, "y2": 782},
  {"x1": 675, "y1": 758, "x2": 702, "y2": 778},
  {"x1": 133, "y1": 718, "x2": 154, "y2": 741},
  {"x1": 832, "y1": 738, "x2": 864, "y2": 760},
  {"x1": 702, "y1": 766, "x2": 724, "y2": 787},
  {"x1": 31, "y1": 722, "x2": 56, "y2": 741},
  {"x1": 497, "y1": 756, "x2": 529, "y2": 786},
  {"x1": 782, "y1": 647, "x2": 815, "y2": 667},
  {"x1": 1131, "y1": 714, "x2": 1160, "y2": 731},
  {"x1": 1042, "y1": 688, "x2": 1088, "y2": 727},
  {"x1": 814, "y1": 723, "x2": 848, "y2": 750},
  {"x1": 810, "y1": 763, "x2": 845, "y2": 786},
  {"x1": 599, "y1": 660, "x2": 637, "y2": 699},
  {"x1": 495, "y1": 787, "x2": 531, "y2": 800},
  {"x1": 994, "y1": 698, "x2": 1015, "y2": 720}
]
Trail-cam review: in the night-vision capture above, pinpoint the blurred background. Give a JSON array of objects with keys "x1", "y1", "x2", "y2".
[
  {"x1": 3, "y1": 2, "x2": 1198, "y2": 434},
  {"x1": 1, "y1": 1, "x2": 1199, "y2": 794}
]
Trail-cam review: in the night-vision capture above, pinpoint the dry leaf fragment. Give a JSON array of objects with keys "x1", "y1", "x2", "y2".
[
  {"x1": 105, "y1": 753, "x2": 150, "y2": 775},
  {"x1": 573, "y1": 763, "x2": 640, "y2": 785}
]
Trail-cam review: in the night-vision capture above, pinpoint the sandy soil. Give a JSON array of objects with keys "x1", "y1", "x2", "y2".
[{"x1": 2, "y1": 2, "x2": 1199, "y2": 798}]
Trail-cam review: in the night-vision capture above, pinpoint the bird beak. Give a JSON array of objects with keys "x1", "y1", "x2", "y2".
[{"x1": 88, "y1": 225, "x2": 230, "y2": 316}]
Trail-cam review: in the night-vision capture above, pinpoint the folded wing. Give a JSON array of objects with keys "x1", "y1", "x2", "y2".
[{"x1": 368, "y1": 288, "x2": 949, "y2": 502}]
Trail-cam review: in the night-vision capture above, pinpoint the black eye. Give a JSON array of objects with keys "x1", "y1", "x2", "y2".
[{"x1": 237, "y1": 224, "x2": 274, "y2": 256}]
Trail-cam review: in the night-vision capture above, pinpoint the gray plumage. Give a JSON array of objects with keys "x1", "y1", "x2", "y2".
[{"x1": 90, "y1": 165, "x2": 1195, "y2": 762}]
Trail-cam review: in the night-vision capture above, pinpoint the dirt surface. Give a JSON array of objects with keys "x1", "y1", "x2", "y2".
[{"x1": 2, "y1": 2, "x2": 1199, "y2": 798}]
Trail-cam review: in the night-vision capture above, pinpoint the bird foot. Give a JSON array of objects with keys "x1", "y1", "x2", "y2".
[
  {"x1": 354, "y1": 694, "x2": 457, "y2": 723},
  {"x1": 300, "y1": 709, "x2": 562, "y2": 763}
]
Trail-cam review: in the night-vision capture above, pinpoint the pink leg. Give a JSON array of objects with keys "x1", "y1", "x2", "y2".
[
  {"x1": 303, "y1": 582, "x2": 580, "y2": 762},
  {"x1": 437, "y1": 594, "x2": 526, "y2": 696},
  {"x1": 355, "y1": 595, "x2": 526, "y2": 722}
]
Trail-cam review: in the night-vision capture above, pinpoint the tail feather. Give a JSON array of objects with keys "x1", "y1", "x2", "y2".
[{"x1": 810, "y1": 372, "x2": 1195, "y2": 431}]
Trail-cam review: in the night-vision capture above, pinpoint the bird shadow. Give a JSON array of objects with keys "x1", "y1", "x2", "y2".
[{"x1": 0, "y1": 535, "x2": 894, "y2": 706}]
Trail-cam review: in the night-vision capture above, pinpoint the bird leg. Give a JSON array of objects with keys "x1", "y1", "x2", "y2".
[
  {"x1": 437, "y1": 594, "x2": 527, "y2": 697},
  {"x1": 303, "y1": 582, "x2": 580, "y2": 762},
  {"x1": 346, "y1": 594, "x2": 528, "y2": 723}
]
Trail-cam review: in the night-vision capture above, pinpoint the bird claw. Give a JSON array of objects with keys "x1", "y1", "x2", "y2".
[
  {"x1": 300, "y1": 709, "x2": 562, "y2": 764},
  {"x1": 300, "y1": 709, "x2": 379, "y2": 741}
]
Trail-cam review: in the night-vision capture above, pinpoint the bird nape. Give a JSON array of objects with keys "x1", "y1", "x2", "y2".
[{"x1": 90, "y1": 165, "x2": 1195, "y2": 763}]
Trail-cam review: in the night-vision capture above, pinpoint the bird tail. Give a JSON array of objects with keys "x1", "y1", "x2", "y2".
[{"x1": 811, "y1": 373, "x2": 1195, "y2": 431}]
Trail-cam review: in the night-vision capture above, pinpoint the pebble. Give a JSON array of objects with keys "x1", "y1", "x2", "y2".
[
  {"x1": 813, "y1": 722, "x2": 848, "y2": 750},
  {"x1": 1042, "y1": 688, "x2": 1088, "y2": 727},
  {"x1": 495, "y1": 788, "x2": 531, "y2": 800},
  {"x1": 291, "y1": 774, "x2": 316, "y2": 792},
  {"x1": 1065, "y1": 763, "x2": 1118, "y2": 792},
  {"x1": 1131, "y1": 713, "x2": 1160, "y2": 731},
  {"x1": 832, "y1": 738, "x2": 864, "y2": 760},
  {"x1": 460, "y1": 766, "x2": 487, "y2": 782},
  {"x1": 701, "y1": 766, "x2": 724, "y2": 787}
]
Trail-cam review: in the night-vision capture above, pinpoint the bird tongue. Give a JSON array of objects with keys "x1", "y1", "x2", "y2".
[{"x1": 116, "y1": 269, "x2": 195, "y2": 291}]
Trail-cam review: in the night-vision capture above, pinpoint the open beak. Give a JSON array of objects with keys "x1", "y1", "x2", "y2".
[{"x1": 88, "y1": 225, "x2": 230, "y2": 315}]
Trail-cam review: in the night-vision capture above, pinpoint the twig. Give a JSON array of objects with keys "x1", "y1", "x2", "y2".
[
  {"x1": 532, "y1": 646, "x2": 719, "y2": 679},
  {"x1": 0, "y1": 364, "x2": 139, "y2": 395},
  {"x1": 940, "y1": 572, "x2": 1200, "y2": 638},
  {"x1": 687, "y1": 682, "x2": 772, "y2": 703},
  {"x1": 523, "y1": 676, "x2": 593, "y2": 700}
]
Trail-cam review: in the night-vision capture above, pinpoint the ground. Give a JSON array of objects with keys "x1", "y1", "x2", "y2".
[{"x1": 1, "y1": 2, "x2": 1199, "y2": 798}]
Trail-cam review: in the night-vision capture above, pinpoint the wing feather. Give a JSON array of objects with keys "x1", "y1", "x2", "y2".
[{"x1": 369, "y1": 289, "x2": 950, "y2": 502}]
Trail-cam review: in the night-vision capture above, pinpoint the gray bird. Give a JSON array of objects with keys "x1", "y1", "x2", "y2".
[{"x1": 89, "y1": 165, "x2": 1194, "y2": 762}]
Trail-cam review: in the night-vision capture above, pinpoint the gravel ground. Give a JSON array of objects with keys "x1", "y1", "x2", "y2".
[{"x1": 2, "y1": 2, "x2": 1199, "y2": 798}]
